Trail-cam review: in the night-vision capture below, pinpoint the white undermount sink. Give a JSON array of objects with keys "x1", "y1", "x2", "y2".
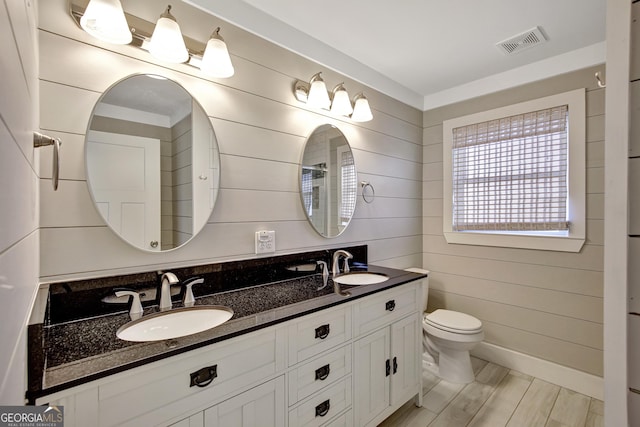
[
  {"x1": 332, "y1": 272, "x2": 389, "y2": 286},
  {"x1": 116, "y1": 305, "x2": 234, "y2": 342}
]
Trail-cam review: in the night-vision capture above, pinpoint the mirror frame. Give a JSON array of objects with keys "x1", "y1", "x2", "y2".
[
  {"x1": 84, "y1": 73, "x2": 221, "y2": 252},
  {"x1": 299, "y1": 124, "x2": 357, "y2": 238}
]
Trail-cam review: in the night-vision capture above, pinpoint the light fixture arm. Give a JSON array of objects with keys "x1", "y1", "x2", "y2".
[
  {"x1": 211, "y1": 27, "x2": 224, "y2": 42},
  {"x1": 160, "y1": 5, "x2": 177, "y2": 21},
  {"x1": 310, "y1": 72, "x2": 324, "y2": 83},
  {"x1": 331, "y1": 83, "x2": 346, "y2": 96}
]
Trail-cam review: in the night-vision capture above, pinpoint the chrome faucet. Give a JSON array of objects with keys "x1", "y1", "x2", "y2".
[
  {"x1": 332, "y1": 250, "x2": 353, "y2": 276},
  {"x1": 159, "y1": 272, "x2": 179, "y2": 311},
  {"x1": 331, "y1": 250, "x2": 353, "y2": 298}
]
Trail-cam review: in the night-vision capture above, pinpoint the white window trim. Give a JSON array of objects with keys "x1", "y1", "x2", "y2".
[{"x1": 442, "y1": 88, "x2": 586, "y2": 252}]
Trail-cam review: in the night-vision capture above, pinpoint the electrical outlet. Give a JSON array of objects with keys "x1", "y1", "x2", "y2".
[{"x1": 255, "y1": 230, "x2": 276, "y2": 254}]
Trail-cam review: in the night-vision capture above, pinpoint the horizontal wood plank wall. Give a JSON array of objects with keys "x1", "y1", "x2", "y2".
[
  {"x1": 422, "y1": 67, "x2": 605, "y2": 377},
  {"x1": 37, "y1": 0, "x2": 423, "y2": 281},
  {"x1": 0, "y1": 0, "x2": 39, "y2": 403}
]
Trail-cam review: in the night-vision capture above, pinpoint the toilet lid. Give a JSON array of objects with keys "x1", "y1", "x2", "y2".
[{"x1": 425, "y1": 309, "x2": 482, "y2": 334}]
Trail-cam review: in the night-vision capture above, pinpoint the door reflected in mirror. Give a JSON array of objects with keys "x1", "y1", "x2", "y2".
[
  {"x1": 85, "y1": 74, "x2": 220, "y2": 251},
  {"x1": 300, "y1": 124, "x2": 357, "y2": 238}
]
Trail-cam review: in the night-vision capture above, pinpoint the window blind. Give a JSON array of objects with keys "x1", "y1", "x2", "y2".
[
  {"x1": 451, "y1": 105, "x2": 569, "y2": 232},
  {"x1": 340, "y1": 150, "x2": 356, "y2": 224}
]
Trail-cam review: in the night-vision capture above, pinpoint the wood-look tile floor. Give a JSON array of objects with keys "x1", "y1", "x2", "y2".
[{"x1": 378, "y1": 357, "x2": 604, "y2": 427}]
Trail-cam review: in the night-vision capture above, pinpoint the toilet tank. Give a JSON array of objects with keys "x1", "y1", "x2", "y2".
[{"x1": 405, "y1": 267, "x2": 430, "y2": 312}]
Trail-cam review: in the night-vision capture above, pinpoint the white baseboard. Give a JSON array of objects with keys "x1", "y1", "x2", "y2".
[{"x1": 471, "y1": 341, "x2": 603, "y2": 400}]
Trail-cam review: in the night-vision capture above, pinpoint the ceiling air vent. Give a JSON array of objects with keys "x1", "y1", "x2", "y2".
[{"x1": 496, "y1": 26, "x2": 547, "y2": 55}]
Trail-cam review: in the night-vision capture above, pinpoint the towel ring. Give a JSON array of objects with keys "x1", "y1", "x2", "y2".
[
  {"x1": 361, "y1": 181, "x2": 375, "y2": 203},
  {"x1": 34, "y1": 132, "x2": 62, "y2": 191}
]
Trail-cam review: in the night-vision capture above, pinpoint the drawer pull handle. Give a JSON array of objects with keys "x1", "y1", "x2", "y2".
[
  {"x1": 315, "y1": 364, "x2": 331, "y2": 381},
  {"x1": 190, "y1": 365, "x2": 217, "y2": 388},
  {"x1": 386, "y1": 359, "x2": 391, "y2": 377},
  {"x1": 385, "y1": 300, "x2": 396, "y2": 311},
  {"x1": 315, "y1": 399, "x2": 331, "y2": 417},
  {"x1": 315, "y1": 324, "x2": 330, "y2": 339},
  {"x1": 393, "y1": 356, "x2": 398, "y2": 374}
]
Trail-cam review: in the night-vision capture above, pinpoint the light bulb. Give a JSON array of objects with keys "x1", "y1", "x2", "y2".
[
  {"x1": 200, "y1": 28, "x2": 235, "y2": 78},
  {"x1": 306, "y1": 73, "x2": 331, "y2": 110},
  {"x1": 351, "y1": 93, "x2": 373, "y2": 122},
  {"x1": 148, "y1": 5, "x2": 189, "y2": 64},
  {"x1": 330, "y1": 84, "x2": 353, "y2": 116},
  {"x1": 80, "y1": 0, "x2": 132, "y2": 45}
]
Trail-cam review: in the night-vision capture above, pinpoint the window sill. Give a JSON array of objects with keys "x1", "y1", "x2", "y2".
[{"x1": 443, "y1": 231, "x2": 585, "y2": 252}]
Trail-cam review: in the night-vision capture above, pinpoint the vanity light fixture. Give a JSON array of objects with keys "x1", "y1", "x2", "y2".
[
  {"x1": 70, "y1": 1, "x2": 235, "y2": 78},
  {"x1": 200, "y1": 27, "x2": 235, "y2": 78},
  {"x1": 293, "y1": 73, "x2": 373, "y2": 122},
  {"x1": 350, "y1": 92, "x2": 373, "y2": 122},
  {"x1": 148, "y1": 5, "x2": 189, "y2": 64},
  {"x1": 330, "y1": 83, "x2": 354, "y2": 116},
  {"x1": 79, "y1": 0, "x2": 131, "y2": 44}
]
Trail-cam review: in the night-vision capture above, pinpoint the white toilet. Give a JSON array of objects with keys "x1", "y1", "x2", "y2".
[{"x1": 406, "y1": 268, "x2": 484, "y2": 384}]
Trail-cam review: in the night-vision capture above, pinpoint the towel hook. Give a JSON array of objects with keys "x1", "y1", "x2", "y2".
[
  {"x1": 595, "y1": 71, "x2": 606, "y2": 88},
  {"x1": 33, "y1": 132, "x2": 62, "y2": 191}
]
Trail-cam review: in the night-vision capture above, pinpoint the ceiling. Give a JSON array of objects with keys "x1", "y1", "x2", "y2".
[{"x1": 186, "y1": 0, "x2": 606, "y2": 110}]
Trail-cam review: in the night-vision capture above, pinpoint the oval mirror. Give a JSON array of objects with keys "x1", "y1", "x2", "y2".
[
  {"x1": 300, "y1": 124, "x2": 357, "y2": 238},
  {"x1": 85, "y1": 74, "x2": 220, "y2": 251}
]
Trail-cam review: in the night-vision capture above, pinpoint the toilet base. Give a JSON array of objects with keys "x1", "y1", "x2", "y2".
[{"x1": 435, "y1": 348, "x2": 475, "y2": 384}]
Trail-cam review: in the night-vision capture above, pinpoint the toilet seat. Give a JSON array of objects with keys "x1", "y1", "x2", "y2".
[{"x1": 424, "y1": 309, "x2": 482, "y2": 335}]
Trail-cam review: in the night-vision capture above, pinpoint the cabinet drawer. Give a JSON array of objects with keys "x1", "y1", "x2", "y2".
[
  {"x1": 353, "y1": 283, "x2": 419, "y2": 336},
  {"x1": 288, "y1": 306, "x2": 351, "y2": 365},
  {"x1": 98, "y1": 327, "x2": 285, "y2": 427},
  {"x1": 288, "y1": 376, "x2": 352, "y2": 427},
  {"x1": 322, "y1": 409, "x2": 353, "y2": 427},
  {"x1": 288, "y1": 344, "x2": 352, "y2": 404}
]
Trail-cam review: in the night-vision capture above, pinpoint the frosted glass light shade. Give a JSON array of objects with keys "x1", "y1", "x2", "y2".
[
  {"x1": 351, "y1": 93, "x2": 373, "y2": 122},
  {"x1": 307, "y1": 73, "x2": 331, "y2": 109},
  {"x1": 200, "y1": 28, "x2": 235, "y2": 78},
  {"x1": 80, "y1": 0, "x2": 132, "y2": 44},
  {"x1": 149, "y1": 6, "x2": 189, "y2": 64},
  {"x1": 330, "y1": 84, "x2": 353, "y2": 116}
]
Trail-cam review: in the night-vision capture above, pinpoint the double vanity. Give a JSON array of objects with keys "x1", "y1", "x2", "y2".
[
  {"x1": 28, "y1": 246, "x2": 427, "y2": 427},
  {"x1": 26, "y1": 67, "x2": 428, "y2": 425}
]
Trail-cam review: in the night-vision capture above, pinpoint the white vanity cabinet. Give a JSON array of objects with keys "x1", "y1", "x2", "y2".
[
  {"x1": 352, "y1": 285, "x2": 422, "y2": 427},
  {"x1": 38, "y1": 278, "x2": 423, "y2": 427}
]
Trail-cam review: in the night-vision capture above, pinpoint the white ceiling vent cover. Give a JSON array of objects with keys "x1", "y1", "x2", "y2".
[{"x1": 496, "y1": 27, "x2": 547, "y2": 55}]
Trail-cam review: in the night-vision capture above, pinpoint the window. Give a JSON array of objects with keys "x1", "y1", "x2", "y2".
[
  {"x1": 442, "y1": 89, "x2": 585, "y2": 252},
  {"x1": 337, "y1": 146, "x2": 356, "y2": 226}
]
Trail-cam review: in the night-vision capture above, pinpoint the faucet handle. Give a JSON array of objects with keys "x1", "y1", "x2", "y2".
[
  {"x1": 343, "y1": 256, "x2": 352, "y2": 273},
  {"x1": 183, "y1": 277, "x2": 204, "y2": 307},
  {"x1": 316, "y1": 261, "x2": 329, "y2": 290},
  {"x1": 115, "y1": 290, "x2": 143, "y2": 320}
]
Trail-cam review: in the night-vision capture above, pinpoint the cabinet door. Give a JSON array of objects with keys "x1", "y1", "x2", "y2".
[
  {"x1": 353, "y1": 328, "x2": 390, "y2": 426},
  {"x1": 390, "y1": 314, "x2": 421, "y2": 406},
  {"x1": 204, "y1": 377, "x2": 285, "y2": 427}
]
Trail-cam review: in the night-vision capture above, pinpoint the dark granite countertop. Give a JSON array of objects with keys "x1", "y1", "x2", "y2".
[{"x1": 29, "y1": 263, "x2": 426, "y2": 401}]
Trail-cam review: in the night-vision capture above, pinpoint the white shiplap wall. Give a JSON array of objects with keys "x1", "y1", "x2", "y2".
[
  {"x1": 37, "y1": 0, "x2": 423, "y2": 282},
  {"x1": 0, "y1": 0, "x2": 39, "y2": 403},
  {"x1": 423, "y1": 67, "x2": 605, "y2": 379}
]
